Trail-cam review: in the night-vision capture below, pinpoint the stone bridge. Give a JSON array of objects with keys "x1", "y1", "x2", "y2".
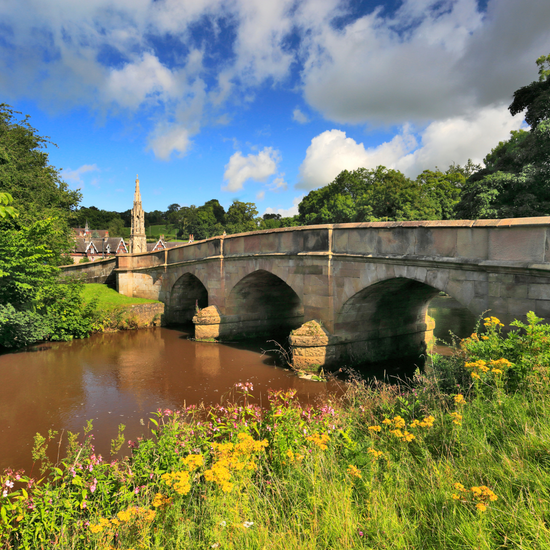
[{"x1": 113, "y1": 219, "x2": 550, "y2": 371}]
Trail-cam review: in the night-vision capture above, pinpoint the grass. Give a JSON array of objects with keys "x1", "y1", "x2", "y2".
[
  {"x1": 82, "y1": 284, "x2": 159, "y2": 308},
  {"x1": 2, "y1": 313, "x2": 550, "y2": 548}
]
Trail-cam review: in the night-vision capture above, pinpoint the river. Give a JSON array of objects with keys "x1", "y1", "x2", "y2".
[{"x1": 0, "y1": 295, "x2": 475, "y2": 474}]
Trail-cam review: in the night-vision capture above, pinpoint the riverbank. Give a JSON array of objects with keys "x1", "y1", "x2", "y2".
[
  {"x1": 83, "y1": 284, "x2": 164, "y2": 330},
  {"x1": 2, "y1": 313, "x2": 550, "y2": 548}
]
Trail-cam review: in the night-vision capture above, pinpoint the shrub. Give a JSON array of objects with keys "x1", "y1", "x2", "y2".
[{"x1": 0, "y1": 304, "x2": 51, "y2": 348}]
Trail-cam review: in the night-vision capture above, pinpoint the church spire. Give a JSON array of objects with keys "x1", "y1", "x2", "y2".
[
  {"x1": 134, "y1": 174, "x2": 142, "y2": 203},
  {"x1": 130, "y1": 174, "x2": 147, "y2": 254}
]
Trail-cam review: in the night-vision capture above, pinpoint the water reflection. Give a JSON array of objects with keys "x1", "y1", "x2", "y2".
[
  {"x1": 0, "y1": 328, "x2": 333, "y2": 473},
  {"x1": 0, "y1": 297, "x2": 476, "y2": 474}
]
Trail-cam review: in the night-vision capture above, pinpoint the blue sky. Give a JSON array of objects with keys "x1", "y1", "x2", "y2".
[{"x1": 1, "y1": 0, "x2": 549, "y2": 216}]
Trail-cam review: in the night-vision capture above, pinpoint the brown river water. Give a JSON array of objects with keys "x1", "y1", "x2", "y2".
[{"x1": 0, "y1": 296, "x2": 475, "y2": 474}]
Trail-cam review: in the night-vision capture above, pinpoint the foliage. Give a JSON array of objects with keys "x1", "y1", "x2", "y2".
[
  {"x1": 457, "y1": 54, "x2": 550, "y2": 219},
  {"x1": 70, "y1": 206, "x2": 124, "y2": 231},
  {"x1": 0, "y1": 304, "x2": 51, "y2": 348},
  {"x1": 0, "y1": 193, "x2": 17, "y2": 220},
  {"x1": 3, "y1": 313, "x2": 550, "y2": 548},
  {"x1": 298, "y1": 166, "x2": 465, "y2": 225},
  {"x1": 0, "y1": 219, "x2": 60, "y2": 308},
  {"x1": 225, "y1": 200, "x2": 258, "y2": 234},
  {"x1": 0, "y1": 104, "x2": 80, "y2": 257},
  {"x1": 0, "y1": 218, "x2": 97, "y2": 348}
]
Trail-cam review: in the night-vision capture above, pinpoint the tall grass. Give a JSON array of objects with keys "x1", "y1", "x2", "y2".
[{"x1": 2, "y1": 314, "x2": 550, "y2": 549}]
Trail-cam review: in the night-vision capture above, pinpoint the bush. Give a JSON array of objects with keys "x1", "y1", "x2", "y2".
[{"x1": 0, "y1": 304, "x2": 51, "y2": 348}]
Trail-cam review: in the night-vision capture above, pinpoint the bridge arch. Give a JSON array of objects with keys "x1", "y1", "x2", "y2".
[
  {"x1": 334, "y1": 276, "x2": 468, "y2": 364},
  {"x1": 168, "y1": 272, "x2": 208, "y2": 324},
  {"x1": 223, "y1": 269, "x2": 304, "y2": 338}
]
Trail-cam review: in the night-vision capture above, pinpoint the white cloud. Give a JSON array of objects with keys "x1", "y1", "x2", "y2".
[
  {"x1": 299, "y1": 0, "x2": 550, "y2": 125},
  {"x1": 263, "y1": 196, "x2": 302, "y2": 218},
  {"x1": 147, "y1": 124, "x2": 193, "y2": 160},
  {"x1": 394, "y1": 105, "x2": 526, "y2": 176},
  {"x1": 297, "y1": 129, "x2": 414, "y2": 190},
  {"x1": 298, "y1": 105, "x2": 526, "y2": 190},
  {"x1": 223, "y1": 147, "x2": 280, "y2": 192},
  {"x1": 63, "y1": 164, "x2": 100, "y2": 186},
  {"x1": 256, "y1": 190, "x2": 265, "y2": 201},
  {"x1": 292, "y1": 108, "x2": 309, "y2": 124},
  {"x1": 104, "y1": 52, "x2": 181, "y2": 109}
]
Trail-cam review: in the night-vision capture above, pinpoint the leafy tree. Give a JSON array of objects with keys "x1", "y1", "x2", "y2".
[
  {"x1": 0, "y1": 218, "x2": 94, "y2": 348},
  {"x1": 456, "y1": 54, "x2": 550, "y2": 219},
  {"x1": 71, "y1": 206, "x2": 123, "y2": 230},
  {"x1": 0, "y1": 191, "x2": 17, "y2": 219},
  {"x1": 0, "y1": 104, "x2": 81, "y2": 255},
  {"x1": 415, "y1": 168, "x2": 465, "y2": 220},
  {"x1": 226, "y1": 200, "x2": 258, "y2": 234},
  {"x1": 299, "y1": 166, "x2": 443, "y2": 225},
  {"x1": 107, "y1": 217, "x2": 125, "y2": 237}
]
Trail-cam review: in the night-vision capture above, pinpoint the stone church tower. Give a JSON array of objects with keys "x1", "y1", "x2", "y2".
[{"x1": 130, "y1": 175, "x2": 147, "y2": 253}]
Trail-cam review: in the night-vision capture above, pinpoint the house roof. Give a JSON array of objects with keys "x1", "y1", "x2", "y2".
[{"x1": 72, "y1": 237, "x2": 128, "y2": 255}]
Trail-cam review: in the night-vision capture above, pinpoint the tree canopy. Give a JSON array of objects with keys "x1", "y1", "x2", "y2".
[{"x1": 456, "y1": 54, "x2": 550, "y2": 219}]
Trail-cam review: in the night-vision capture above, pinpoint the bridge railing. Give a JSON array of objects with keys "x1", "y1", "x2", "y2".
[{"x1": 114, "y1": 217, "x2": 550, "y2": 270}]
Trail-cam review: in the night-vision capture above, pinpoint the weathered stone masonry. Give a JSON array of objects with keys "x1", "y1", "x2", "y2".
[{"x1": 113, "y1": 218, "x2": 550, "y2": 371}]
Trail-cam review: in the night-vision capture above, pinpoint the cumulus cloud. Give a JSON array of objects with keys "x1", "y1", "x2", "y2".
[
  {"x1": 298, "y1": 105, "x2": 525, "y2": 190},
  {"x1": 297, "y1": 129, "x2": 414, "y2": 190},
  {"x1": 104, "y1": 52, "x2": 182, "y2": 109},
  {"x1": 223, "y1": 147, "x2": 280, "y2": 192},
  {"x1": 63, "y1": 164, "x2": 100, "y2": 187},
  {"x1": 394, "y1": 105, "x2": 526, "y2": 176},
  {"x1": 0, "y1": 0, "x2": 548, "y2": 169},
  {"x1": 292, "y1": 108, "x2": 309, "y2": 124},
  {"x1": 299, "y1": 0, "x2": 550, "y2": 125}
]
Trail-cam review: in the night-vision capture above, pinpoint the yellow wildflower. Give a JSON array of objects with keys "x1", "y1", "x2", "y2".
[
  {"x1": 382, "y1": 418, "x2": 392, "y2": 425},
  {"x1": 89, "y1": 523, "x2": 104, "y2": 534},
  {"x1": 368, "y1": 425, "x2": 382, "y2": 432},
  {"x1": 491, "y1": 368, "x2": 503, "y2": 375},
  {"x1": 182, "y1": 454, "x2": 204, "y2": 471},
  {"x1": 451, "y1": 494, "x2": 460, "y2": 500},
  {"x1": 476, "y1": 503, "x2": 487, "y2": 512},
  {"x1": 454, "y1": 394, "x2": 465, "y2": 404},
  {"x1": 471, "y1": 372, "x2": 480, "y2": 380},
  {"x1": 347, "y1": 465, "x2": 362, "y2": 478},
  {"x1": 450, "y1": 412, "x2": 462, "y2": 426},
  {"x1": 419, "y1": 416, "x2": 435, "y2": 428},
  {"x1": 454, "y1": 482, "x2": 466, "y2": 491},
  {"x1": 483, "y1": 316, "x2": 504, "y2": 328},
  {"x1": 306, "y1": 432, "x2": 330, "y2": 450},
  {"x1": 392, "y1": 416, "x2": 406, "y2": 429},
  {"x1": 367, "y1": 448, "x2": 384, "y2": 460},
  {"x1": 152, "y1": 493, "x2": 171, "y2": 508}
]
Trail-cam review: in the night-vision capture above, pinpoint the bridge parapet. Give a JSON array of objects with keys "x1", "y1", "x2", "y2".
[{"x1": 113, "y1": 218, "x2": 550, "y2": 371}]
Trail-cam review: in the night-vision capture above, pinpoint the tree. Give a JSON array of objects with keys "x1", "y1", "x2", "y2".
[
  {"x1": 456, "y1": 54, "x2": 550, "y2": 219},
  {"x1": 0, "y1": 104, "x2": 81, "y2": 233},
  {"x1": 0, "y1": 218, "x2": 94, "y2": 348},
  {"x1": 107, "y1": 217, "x2": 125, "y2": 237},
  {"x1": 415, "y1": 168, "x2": 464, "y2": 220},
  {"x1": 226, "y1": 200, "x2": 258, "y2": 234},
  {"x1": 298, "y1": 166, "x2": 442, "y2": 225},
  {"x1": 0, "y1": 192, "x2": 17, "y2": 219}
]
